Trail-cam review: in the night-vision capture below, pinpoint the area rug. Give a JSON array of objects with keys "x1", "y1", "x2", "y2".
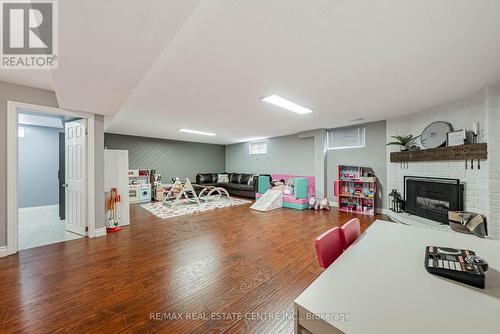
[{"x1": 141, "y1": 197, "x2": 251, "y2": 219}]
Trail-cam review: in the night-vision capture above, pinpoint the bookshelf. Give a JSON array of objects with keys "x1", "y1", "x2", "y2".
[{"x1": 334, "y1": 165, "x2": 377, "y2": 215}]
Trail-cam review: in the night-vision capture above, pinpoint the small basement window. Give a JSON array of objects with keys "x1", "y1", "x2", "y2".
[
  {"x1": 249, "y1": 141, "x2": 267, "y2": 155},
  {"x1": 327, "y1": 127, "x2": 365, "y2": 150}
]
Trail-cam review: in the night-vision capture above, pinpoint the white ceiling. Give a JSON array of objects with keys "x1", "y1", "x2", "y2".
[
  {"x1": 0, "y1": 70, "x2": 53, "y2": 91},
  {"x1": 51, "y1": 0, "x2": 202, "y2": 117},
  {"x1": 3, "y1": 1, "x2": 500, "y2": 144}
]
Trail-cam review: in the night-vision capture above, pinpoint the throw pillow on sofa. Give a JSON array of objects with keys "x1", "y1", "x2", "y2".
[
  {"x1": 217, "y1": 174, "x2": 229, "y2": 183},
  {"x1": 198, "y1": 173, "x2": 213, "y2": 183},
  {"x1": 230, "y1": 173, "x2": 242, "y2": 183},
  {"x1": 240, "y1": 174, "x2": 252, "y2": 184},
  {"x1": 248, "y1": 174, "x2": 258, "y2": 186}
]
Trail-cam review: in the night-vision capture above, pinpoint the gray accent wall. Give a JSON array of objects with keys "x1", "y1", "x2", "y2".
[
  {"x1": 327, "y1": 121, "x2": 388, "y2": 209},
  {"x1": 104, "y1": 133, "x2": 225, "y2": 182},
  {"x1": 225, "y1": 134, "x2": 315, "y2": 176},
  {"x1": 18, "y1": 125, "x2": 61, "y2": 208},
  {"x1": 0, "y1": 81, "x2": 59, "y2": 247}
]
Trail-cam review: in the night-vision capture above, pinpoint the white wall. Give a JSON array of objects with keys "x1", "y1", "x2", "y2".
[
  {"x1": 328, "y1": 121, "x2": 387, "y2": 209},
  {"x1": 0, "y1": 81, "x2": 59, "y2": 247},
  {"x1": 386, "y1": 82, "x2": 500, "y2": 238},
  {"x1": 0, "y1": 81, "x2": 107, "y2": 246},
  {"x1": 485, "y1": 83, "x2": 500, "y2": 240},
  {"x1": 94, "y1": 115, "x2": 106, "y2": 230}
]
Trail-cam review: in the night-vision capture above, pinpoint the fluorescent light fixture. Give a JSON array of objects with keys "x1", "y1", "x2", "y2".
[
  {"x1": 179, "y1": 128, "x2": 216, "y2": 136},
  {"x1": 261, "y1": 94, "x2": 313, "y2": 114}
]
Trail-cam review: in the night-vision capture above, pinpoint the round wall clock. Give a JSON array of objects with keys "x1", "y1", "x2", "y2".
[{"x1": 420, "y1": 121, "x2": 453, "y2": 149}]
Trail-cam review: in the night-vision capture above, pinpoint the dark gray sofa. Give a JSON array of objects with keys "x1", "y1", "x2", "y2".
[{"x1": 195, "y1": 173, "x2": 270, "y2": 199}]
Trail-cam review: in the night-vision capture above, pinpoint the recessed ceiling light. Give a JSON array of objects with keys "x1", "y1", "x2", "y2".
[
  {"x1": 349, "y1": 118, "x2": 364, "y2": 122},
  {"x1": 179, "y1": 128, "x2": 216, "y2": 136},
  {"x1": 261, "y1": 94, "x2": 313, "y2": 114}
]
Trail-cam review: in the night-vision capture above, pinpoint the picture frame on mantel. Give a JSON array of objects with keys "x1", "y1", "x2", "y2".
[{"x1": 447, "y1": 129, "x2": 466, "y2": 147}]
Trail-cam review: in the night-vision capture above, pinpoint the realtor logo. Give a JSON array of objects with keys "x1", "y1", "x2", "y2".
[{"x1": 1, "y1": 0, "x2": 58, "y2": 69}]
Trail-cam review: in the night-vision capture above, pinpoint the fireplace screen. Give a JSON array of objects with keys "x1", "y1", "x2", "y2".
[
  {"x1": 416, "y1": 196, "x2": 449, "y2": 214},
  {"x1": 405, "y1": 177, "x2": 463, "y2": 224}
]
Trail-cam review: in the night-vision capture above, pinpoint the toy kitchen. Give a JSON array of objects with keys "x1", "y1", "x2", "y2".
[{"x1": 128, "y1": 169, "x2": 152, "y2": 203}]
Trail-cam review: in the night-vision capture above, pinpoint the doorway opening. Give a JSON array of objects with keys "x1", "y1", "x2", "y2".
[
  {"x1": 6, "y1": 101, "x2": 97, "y2": 256},
  {"x1": 17, "y1": 111, "x2": 86, "y2": 249}
]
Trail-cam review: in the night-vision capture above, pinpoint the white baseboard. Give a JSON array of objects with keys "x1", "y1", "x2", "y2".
[
  {"x1": 330, "y1": 202, "x2": 389, "y2": 215},
  {"x1": 18, "y1": 204, "x2": 59, "y2": 212},
  {"x1": 94, "y1": 227, "x2": 107, "y2": 237},
  {"x1": 0, "y1": 246, "x2": 8, "y2": 258}
]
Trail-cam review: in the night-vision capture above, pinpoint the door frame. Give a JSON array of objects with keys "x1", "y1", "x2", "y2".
[
  {"x1": 58, "y1": 132, "x2": 65, "y2": 220},
  {"x1": 6, "y1": 101, "x2": 97, "y2": 256}
]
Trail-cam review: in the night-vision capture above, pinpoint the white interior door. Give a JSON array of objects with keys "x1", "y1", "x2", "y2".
[{"x1": 65, "y1": 119, "x2": 87, "y2": 236}]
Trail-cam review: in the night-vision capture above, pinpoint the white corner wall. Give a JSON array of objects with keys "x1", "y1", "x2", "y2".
[
  {"x1": 387, "y1": 82, "x2": 500, "y2": 239},
  {"x1": 486, "y1": 83, "x2": 500, "y2": 239}
]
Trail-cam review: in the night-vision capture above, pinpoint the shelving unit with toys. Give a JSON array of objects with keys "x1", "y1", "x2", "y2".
[
  {"x1": 334, "y1": 165, "x2": 377, "y2": 215},
  {"x1": 128, "y1": 169, "x2": 151, "y2": 203}
]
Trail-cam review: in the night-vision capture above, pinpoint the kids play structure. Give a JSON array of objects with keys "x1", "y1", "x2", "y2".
[
  {"x1": 249, "y1": 189, "x2": 283, "y2": 212},
  {"x1": 250, "y1": 174, "x2": 315, "y2": 212},
  {"x1": 163, "y1": 178, "x2": 233, "y2": 209},
  {"x1": 163, "y1": 178, "x2": 202, "y2": 208}
]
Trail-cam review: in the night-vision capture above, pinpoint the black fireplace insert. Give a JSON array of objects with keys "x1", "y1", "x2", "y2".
[{"x1": 404, "y1": 176, "x2": 464, "y2": 224}]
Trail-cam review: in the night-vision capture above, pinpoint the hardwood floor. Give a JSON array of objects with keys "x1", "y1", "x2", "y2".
[{"x1": 0, "y1": 202, "x2": 388, "y2": 333}]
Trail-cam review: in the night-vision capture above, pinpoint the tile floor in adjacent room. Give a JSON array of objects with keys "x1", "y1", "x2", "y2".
[{"x1": 18, "y1": 205, "x2": 83, "y2": 250}]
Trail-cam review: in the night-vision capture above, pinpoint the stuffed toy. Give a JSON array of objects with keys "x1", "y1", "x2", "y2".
[
  {"x1": 319, "y1": 197, "x2": 330, "y2": 211},
  {"x1": 308, "y1": 196, "x2": 316, "y2": 210},
  {"x1": 283, "y1": 185, "x2": 293, "y2": 196},
  {"x1": 309, "y1": 197, "x2": 330, "y2": 210},
  {"x1": 272, "y1": 179, "x2": 286, "y2": 187}
]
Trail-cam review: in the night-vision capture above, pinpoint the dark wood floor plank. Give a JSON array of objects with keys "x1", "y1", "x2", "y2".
[
  {"x1": 189, "y1": 252, "x2": 316, "y2": 334},
  {"x1": 121, "y1": 241, "x2": 313, "y2": 333},
  {"x1": 0, "y1": 201, "x2": 387, "y2": 333},
  {"x1": 224, "y1": 269, "x2": 317, "y2": 334}
]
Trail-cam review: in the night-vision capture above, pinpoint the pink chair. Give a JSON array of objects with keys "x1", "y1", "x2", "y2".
[
  {"x1": 314, "y1": 227, "x2": 343, "y2": 269},
  {"x1": 341, "y1": 218, "x2": 361, "y2": 250}
]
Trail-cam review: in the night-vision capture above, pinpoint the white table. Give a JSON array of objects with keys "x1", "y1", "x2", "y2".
[{"x1": 294, "y1": 220, "x2": 500, "y2": 334}]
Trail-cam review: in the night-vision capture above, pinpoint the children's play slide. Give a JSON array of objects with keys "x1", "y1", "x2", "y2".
[{"x1": 250, "y1": 190, "x2": 283, "y2": 212}]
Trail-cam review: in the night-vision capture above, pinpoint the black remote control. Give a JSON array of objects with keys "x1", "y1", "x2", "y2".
[
  {"x1": 465, "y1": 255, "x2": 489, "y2": 271},
  {"x1": 425, "y1": 246, "x2": 488, "y2": 289}
]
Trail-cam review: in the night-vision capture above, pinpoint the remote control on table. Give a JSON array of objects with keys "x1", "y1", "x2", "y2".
[{"x1": 425, "y1": 246, "x2": 488, "y2": 289}]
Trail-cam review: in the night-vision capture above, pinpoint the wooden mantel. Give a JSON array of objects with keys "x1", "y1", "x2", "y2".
[{"x1": 390, "y1": 143, "x2": 487, "y2": 163}]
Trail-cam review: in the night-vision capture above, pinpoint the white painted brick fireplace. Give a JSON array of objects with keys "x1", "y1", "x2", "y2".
[{"x1": 386, "y1": 82, "x2": 500, "y2": 239}]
